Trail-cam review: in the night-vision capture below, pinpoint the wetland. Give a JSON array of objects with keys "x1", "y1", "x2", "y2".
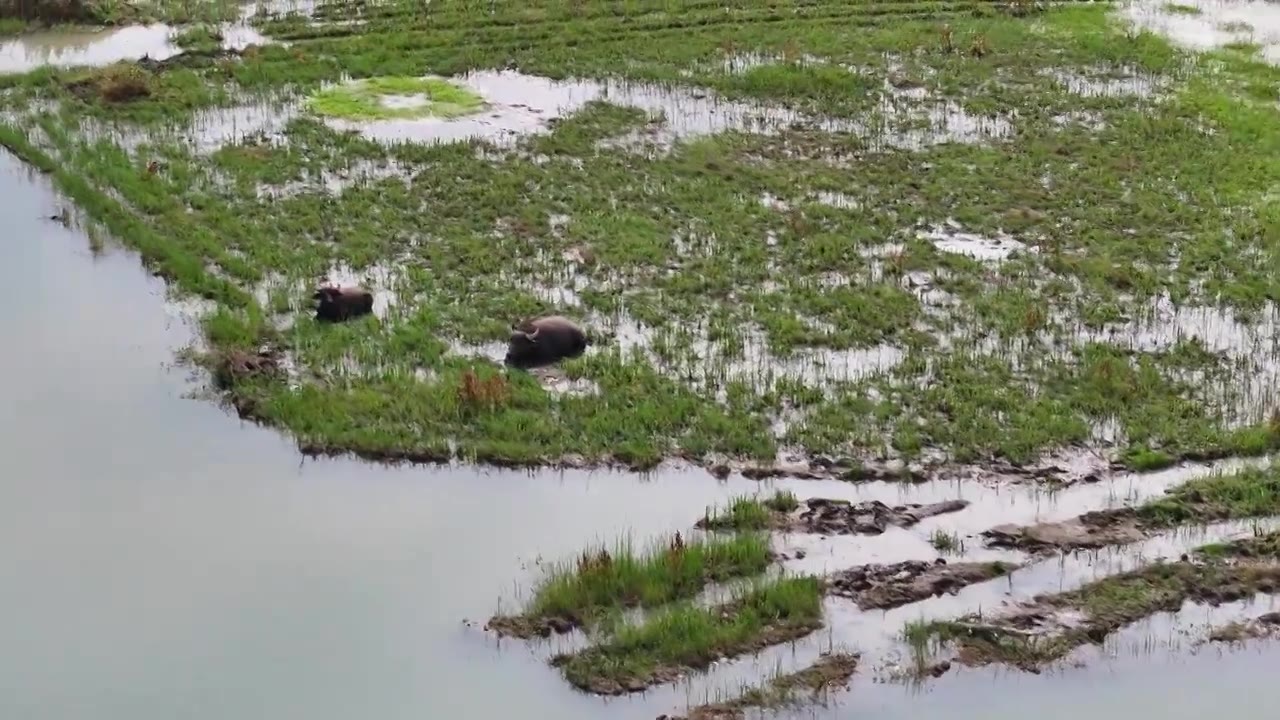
[{"x1": 5, "y1": 0, "x2": 1280, "y2": 718}]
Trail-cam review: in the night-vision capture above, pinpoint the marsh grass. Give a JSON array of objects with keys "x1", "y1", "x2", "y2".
[
  {"x1": 1138, "y1": 465, "x2": 1280, "y2": 527},
  {"x1": 496, "y1": 531, "x2": 772, "y2": 634},
  {"x1": 172, "y1": 24, "x2": 223, "y2": 53},
  {"x1": 929, "y1": 528, "x2": 963, "y2": 554},
  {"x1": 679, "y1": 651, "x2": 858, "y2": 718},
  {"x1": 3, "y1": 2, "x2": 1280, "y2": 472},
  {"x1": 306, "y1": 76, "x2": 487, "y2": 120},
  {"x1": 553, "y1": 574, "x2": 824, "y2": 693},
  {"x1": 700, "y1": 490, "x2": 799, "y2": 531}
]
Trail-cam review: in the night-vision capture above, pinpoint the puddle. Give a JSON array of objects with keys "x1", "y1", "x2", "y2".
[
  {"x1": 1048, "y1": 67, "x2": 1163, "y2": 98},
  {"x1": 0, "y1": 24, "x2": 181, "y2": 74},
  {"x1": 601, "y1": 313, "x2": 906, "y2": 393},
  {"x1": 255, "y1": 158, "x2": 416, "y2": 199},
  {"x1": 315, "y1": 68, "x2": 1012, "y2": 151},
  {"x1": 0, "y1": 16, "x2": 274, "y2": 76},
  {"x1": 1123, "y1": 0, "x2": 1280, "y2": 65},
  {"x1": 919, "y1": 221, "x2": 1036, "y2": 262}
]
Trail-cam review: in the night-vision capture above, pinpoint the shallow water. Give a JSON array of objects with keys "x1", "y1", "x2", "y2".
[
  {"x1": 0, "y1": 24, "x2": 181, "y2": 74},
  {"x1": 1124, "y1": 0, "x2": 1280, "y2": 65},
  {"x1": 0, "y1": 15, "x2": 271, "y2": 76}
]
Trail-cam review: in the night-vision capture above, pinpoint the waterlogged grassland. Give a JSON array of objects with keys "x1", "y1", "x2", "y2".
[
  {"x1": 487, "y1": 531, "x2": 772, "y2": 638},
  {"x1": 551, "y1": 575, "x2": 824, "y2": 695},
  {"x1": 3, "y1": 1, "x2": 1280, "y2": 471}
]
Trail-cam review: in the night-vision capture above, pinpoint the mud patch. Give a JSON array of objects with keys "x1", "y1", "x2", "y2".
[
  {"x1": 827, "y1": 559, "x2": 1017, "y2": 610},
  {"x1": 696, "y1": 497, "x2": 967, "y2": 534},
  {"x1": 984, "y1": 508, "x2": 1148, "y2": 553},
  {"x1": 1204, "y1": 612, "x2": 1280, "y2": 643},
  {"x1": 791, "y1": 497, "x2": 970, "y2": 536}
]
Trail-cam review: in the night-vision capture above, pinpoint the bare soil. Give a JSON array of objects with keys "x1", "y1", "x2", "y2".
[
  {"x1": 827, "y1": 559, "x2": 1017, "y2": 610},
  {"x1": 983, "y1": 508, "x2": 1147, "y2": 553}
]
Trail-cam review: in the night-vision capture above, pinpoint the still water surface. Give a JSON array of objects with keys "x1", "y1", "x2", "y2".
[{"x1": 0, "y1": 146, "x2": 1276, "y2": 717}]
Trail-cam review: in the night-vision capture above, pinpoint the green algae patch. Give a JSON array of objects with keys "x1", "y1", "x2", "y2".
[{"x1": 306, "y1": 76, "x2": 487, "y2": 121}]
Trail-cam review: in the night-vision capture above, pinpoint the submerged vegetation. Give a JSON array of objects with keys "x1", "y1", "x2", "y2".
[
  {"x1": 673, "y1": 652, "x2": 859, "y2": 720},
  {"x1": 0, "y1": 0, "x2": 1277, "y2": 472},
  {"x1": 487, "y1": 531, "x2": 772, "y2": 638},
  {"x1": 306, "y1": 76, "x2": 489, "y2": 121},
  {"x1": 912, "y1": 531, "x2": 1280, "y2": 673},
  {"x1": 551, "y1": 575, "x2": 824, "y2": 695}
]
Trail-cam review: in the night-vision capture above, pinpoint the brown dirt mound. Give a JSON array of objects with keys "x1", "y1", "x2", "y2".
[
  {"x1": 982, "y1": 508, "x2": 1145, "y2": 552},
  {"x1": 827, "y1": 558, "x2": 1017, "y2": 610},
  {"x1": 65, "y1": 63, "x2": 153, "y2": 104},
  {"x1": 793, "y1": 498, "x2": 969, "y2": 535}
]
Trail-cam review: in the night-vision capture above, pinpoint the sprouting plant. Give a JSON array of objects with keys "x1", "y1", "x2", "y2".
[
  {"x1": 970, "y1": 33, "x2": 990, "y2": 58},
  {"x1": 939, "y1": 24, "x2": 955, "y2": 54}
]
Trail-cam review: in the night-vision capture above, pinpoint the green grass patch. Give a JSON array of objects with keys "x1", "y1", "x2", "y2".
[
  {"x1": 488, "y1": 531, "x2": 772, "y2": 638},
  {"x1": 698, "y1": 490, "x2": 799, "y2": 531},
  {"x1": 306, "y1": 76, "x2": 487, "y2": 120},
  {"x1": 1138, "y1": 465, "x2": 1280, "y2": 527},
  {"x1": 552, "y1": 575, "x2": 824, "y2": 694}
]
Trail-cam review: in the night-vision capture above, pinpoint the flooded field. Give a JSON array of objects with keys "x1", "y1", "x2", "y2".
[{"x1": 4, "y1": 0, "x2": 1280, "y2": 717}]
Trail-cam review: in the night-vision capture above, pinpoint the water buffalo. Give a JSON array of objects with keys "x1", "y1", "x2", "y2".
[
  {"x1": 313, "y1": 285, "x2": 374, "y2": 322},
  {"x1": 504, "y1": 315, "x2": 588, "y2": 369}
]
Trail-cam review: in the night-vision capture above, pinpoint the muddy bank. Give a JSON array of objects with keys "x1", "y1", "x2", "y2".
[
  {"x1": 920, "y1": 534, "x2": 1280, "y2": 674},
  {"x1": 983, "y1": 465, "x2": 1280, "y2": 553},
  {"x1": 983, "y1": 508, "x2": 1147, "y2": 553},
  {"x1": 1206, "y1": 613, "x2": 1280, "y2": 644},
  {"x1": 827, "y1": 559, "x2": 1017, "y2": 610},
  {"x1": 662, "y1": 652, "x2": 858, "y2": 720},
  {"x1": 698, "y1": 496, "x2": 968, "y2": 535}
]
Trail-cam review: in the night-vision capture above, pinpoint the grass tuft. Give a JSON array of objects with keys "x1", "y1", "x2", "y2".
[
  {"x1": 490, "y1": 531, "x2": 772, "y2": 637},
  {"x1": 553, "y1": 575, "x2": 824, "y2": 694},
  {"x1": 307, "y1": 76, "x2": 488, "y2": 121}
]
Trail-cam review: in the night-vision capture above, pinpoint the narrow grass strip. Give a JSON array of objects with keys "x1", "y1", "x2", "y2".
[
  {"x1": 552, "y1": 575, "x2": 824, "y2": 695},
  {"x1": 917, "y1": 531, "x2": 1280, "y2": 672},
  {"x1": 488, "y1": 531, "x2": 773, "y2": 638}
]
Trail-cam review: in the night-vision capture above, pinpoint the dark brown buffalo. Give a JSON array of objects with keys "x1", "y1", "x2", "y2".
[
  {"x1": 504, "y1": 315, "x2": 589, "y2": 369},
  {"x1": 313, "y1": 285, "x2": 374, "y2": 322}
]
